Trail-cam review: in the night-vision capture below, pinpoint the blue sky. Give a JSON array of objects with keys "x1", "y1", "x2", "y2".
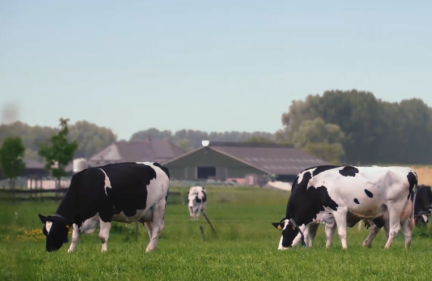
[{"x1": 1, "y1": 0, "x2": 431, "y2": 140}]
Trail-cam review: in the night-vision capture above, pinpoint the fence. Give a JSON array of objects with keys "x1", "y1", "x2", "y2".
[{"x1": 0, "y1": 188, "x2": 183, "y2": 204}]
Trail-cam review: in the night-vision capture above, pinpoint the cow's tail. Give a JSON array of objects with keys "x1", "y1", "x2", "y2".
[{"x1": 409, "y1": 172, "x2": 419, "y2": 230}]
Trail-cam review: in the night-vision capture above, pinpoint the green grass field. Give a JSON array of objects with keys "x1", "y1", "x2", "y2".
[{"x1": 1, "y1": 186, "x2": 432, "y2": 281}]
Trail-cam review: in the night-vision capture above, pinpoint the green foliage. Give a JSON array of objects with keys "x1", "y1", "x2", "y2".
[
  {"x1": 291, "y1": 118, "x2": 345, "y2": 164},
  {"x1": 243, "y1": 136, "x2": 276, "y2": 144},
  {"x1": 175, "y1": 139, "x2": 192, "y2": 151},
  {"x1": 0, "y1": 120, "x2": 116, "y2": 161},
  {"x1": 280, "y1": 90, "x2": 432, "y2": 165},
  {"x1": 68, "y1": 120, "x2": 117, "y2": 158},
  {"x1": 38, "y1": 118, "x2": 78, "y2": 182},
  {"x1": 130, "y1": 128, "x2": 276, "y2": 149},
  {"x1": 0, "y1": 137, "x2": 26, "y2": 188}
]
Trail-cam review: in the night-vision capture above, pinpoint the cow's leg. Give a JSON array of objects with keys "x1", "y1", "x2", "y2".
[
  {"x1": 333, "y1": 211, "x2": 348, "y2": 249},
  {"x1": 146, "y1": 198, "x2": 167, "y2": 253},
  {"x1": 144, "y1": 221, "x2": 153, "y2": 238},
  {"x1": 401, "y1": 218, "x2": 413, "y2": 248},
  {"x1": 384, "y1": 201, "x2": 405, "y2": 249},
  {"x1": 99, "y1": 218, "x2": 111, "y2": 252},
  {"x1": 307, "y1": 223, "x2": 319, "y2": 247},
  {"x1": 291, "y1": 224, "x2": 308, "y2": 247},
  {"x1": 195, "y1": 206, "x2": 200, "y2": 220},
  {"x1": 383, "y1": 219, "x2": 390, "y2": 240},
  {"x1": 325, "y1": 223, "x2": 336, "y2": 248},
  {"x1": 67, "y1": 224, "x2": 80, "y2": 253},
  {"x1": 362, "y1": 224, "x2": 381, "y2": 248},
  {"x1": 189, "y1": 205, "x2": 194, "y2": 219},
  {"x1": 196, "y1": 204, "x2": 202, "y2": 219}
]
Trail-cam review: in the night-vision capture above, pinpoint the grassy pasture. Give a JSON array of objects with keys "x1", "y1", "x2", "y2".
[{"x1": 1, "y1": 186, "x2": 432, "y2": 281}]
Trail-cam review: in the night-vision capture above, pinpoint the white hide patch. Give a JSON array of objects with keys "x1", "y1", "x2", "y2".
[
  {"x1": 188, "y1": 186, "x2": 205, "y2": 206},
  {"x1": 45, "y1": 221, "x2": 53, "y2": 234},
  {"x1": 79, "y1": 215, "x2": 100, "y2": 234},
  {"x1": 99, "y1": 168, "x2": 112, "y2": 196}
]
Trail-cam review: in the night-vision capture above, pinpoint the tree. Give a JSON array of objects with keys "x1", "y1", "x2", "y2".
[
  {"x1": 175, "y1": 139, "x2": 191, "y2": 151},
  {"x1": 0, "y1": 137, "x2": 26, "y2": 189},
  {"x1": 39, "y1": 118, "x2": 78, "y2": 188},
  {"x1": 292, "y1": 118, "x2": 346, "y2": 164},
  {"x1": 243, "y1": 136, "x2": 276, "y2": 144},
  {"x1": 0, "y1": 120, "x2": 116, "y2": 161},
  {"x1": 278, "y1": 90, "x2": 432, "y2": 165}
]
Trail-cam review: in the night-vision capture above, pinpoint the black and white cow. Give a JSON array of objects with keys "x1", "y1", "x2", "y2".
[
  {"x1": 280, "y1": 165, "x2": 418, "y2": 249},
  {"x1": 38, "y1": 162, "x2": 170, "y2": 253},
  {"x1": 414, "y1": 185, "x2": 432, "y2": 226},
  {"x1": 187, "y1": 186, "x2": 207, "y2": 219},
  {"x1": 272, "y1": 165, "x2": 417, "y2": 250}
]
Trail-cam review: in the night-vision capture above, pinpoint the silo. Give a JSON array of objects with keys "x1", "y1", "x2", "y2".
[{"x1": 73, "y1": 158, "x2": 88, "y2": 173}]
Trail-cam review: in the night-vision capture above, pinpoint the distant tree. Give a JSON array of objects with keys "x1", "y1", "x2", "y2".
[
  {"x1": 130, "y1": 128, "x2": 173, "y2": 141},
  {"x1": 243, "y1": 136, "x2": 276, "y2": 144},
  {"x1": 130, "y1": 127, "x2": 277, "y2": 149},
  {"x1": 0, "y1": 137, "x2": 26, "y2": 189},
  {"x1": 38, "y1": 118, "x2": 78, "y2": 188},
  {"x1": 279, "y1": 90, "x2": 432, "y2": 165},
  {"x1": 68, "y1": 120, "x2": 117, "y2": 158},
  {"x1": 292, "y1": 118, "x2": 345, "y2": 164},
  {"x1": 0, "y1": 120, "x2": 116, "y2": 161},
  {"x1": 175, "y1": 139, "x2": 191, "y2": 151}
]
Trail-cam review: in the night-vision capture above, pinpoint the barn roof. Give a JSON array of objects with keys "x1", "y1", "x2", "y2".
[
  {"x1": 163, "y1": 141, "x2": 331, "y2": 175},
  {"x1": 88, "y1": 139, "x2": 185, "y2": 166}
]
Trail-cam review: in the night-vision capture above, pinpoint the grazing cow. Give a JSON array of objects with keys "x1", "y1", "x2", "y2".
[
  {"x1": 283, "y1": 165, "x2": 418, "y2": 249},
  {"x1": 38, "y1": 162, "x2": 170, "y2": 253},
  {"x1": 414, "y1": 185, "x2": 432, "y2": 226},
  {"x1": 272, "y1": 165, "x2": 417, "y2": 250},
  {"x1": 187, "y1": 186, "x2": 207, "y2": 219}
]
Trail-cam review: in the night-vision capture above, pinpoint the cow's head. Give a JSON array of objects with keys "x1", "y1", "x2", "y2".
[
  {"x1": 38, "y1": 214, "x2": 70, "y2": 252},
  {"x1": 272, "y1": 218, "x2": 306, "y2": 249}
]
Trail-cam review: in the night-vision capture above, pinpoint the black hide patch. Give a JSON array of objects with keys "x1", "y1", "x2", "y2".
[
  {"x1": 311, "y1": 165, "x2": 341, "y2": 177},
  {"x1": 414, "y1": 185, "x2": 432, "y2": 216},
  {"x1": 287, "y1": 165, "x2": 340, "y2": 218},
  {"x1": 364, "y1": 189, "x2": 373, "y2": 198},
  {"x1": 152, "y1": 162, "x2": 170, "y2": 179},
  {"x1": 289, "y1": 185, "x2": 339, "y2": 227},
  {"x1": 106, "y1": 163, "x2": 157, "y2": 219},
  {"x1": 55, "y1": 162, "x2": 161, "y2": 226},
  {"x1": 373, "y1": 217, "x2": 385, "y2": 228},
  {"x1": 339, "y1": 166, "x2": 359, "y2": 177},
  {"x1": 407, "y1": 172, "x2": 417, "y2": 195},
  {"x1": 353, "y1": 198, "x2": 360, "y2": 204}
]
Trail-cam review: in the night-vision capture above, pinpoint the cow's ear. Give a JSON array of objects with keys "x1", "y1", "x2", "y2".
[
  {"x1": 272, "y1": 222, "x2": 283, "y2": 230},
  {"x1": 38, "y1": 214, "x2": 47, "y2": 224}
]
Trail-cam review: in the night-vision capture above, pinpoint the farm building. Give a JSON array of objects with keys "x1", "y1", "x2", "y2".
[
  {"x1": 163, "y1": 141, "x2": 330, "y2": 183},
  {"x1": 87, "y1": 138, "x2": 185, "y2": 167}
]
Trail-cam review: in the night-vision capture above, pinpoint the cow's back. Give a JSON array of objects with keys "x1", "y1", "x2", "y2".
[
  {"x1": 70, "y1": 162, "x2": 169, "y2": 221},
  {"x1": 307, "y1": 166, "x2": 414, "y2": 208}
]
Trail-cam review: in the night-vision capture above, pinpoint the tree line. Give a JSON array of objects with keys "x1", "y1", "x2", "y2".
[
  {"x1": 0, "y1": 118, "x2": 78, "y2": 189},
  {"x1": 1, "y1": 89, "x2": 431, "y2": 183},
  {"x1": 130, "y1": 128, "x2": 276, "y2": 151},
  {"x1": 0, "y1": 120, "x2": 117, "y2": 161},
  {"x1": 276, "y1": 90, "x2": 432, "y2": 165}
]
